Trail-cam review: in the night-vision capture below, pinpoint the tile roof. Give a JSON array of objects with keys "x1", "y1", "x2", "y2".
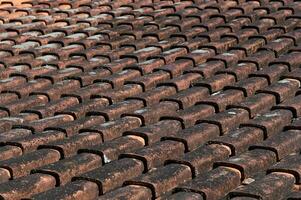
[{"x1": 0, "y1": 0, "x2": 300, "y2": 199}]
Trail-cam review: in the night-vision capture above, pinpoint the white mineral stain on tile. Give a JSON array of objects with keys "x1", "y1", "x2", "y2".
[
  {"x1": 135, "y1": 109, "x2": 147, "y2": 114},
  {"x1": 193, "y1": 49, "x2": 211, "y2": 54},
  {"x1": 41, "y1": 32, "x2": 64, "y2": 38},
  {"x1": 85, "y1": 27, "x2": 98, "y2": 31},
  {"x1": 14, "y1": 41, "x2": 40, "y2": 49},
  {"x1": 278, "y1": 79, "x2": 290, "y2": 84},
  {"x1": 101, "y1": 121, "x2": 116, "y2": 127},
  {"x1": 11, "y1": 128, "x2": 32, "y2": 133},
  {"x1": 159, "y1": 40, "x2": 168, "y2": 44},
  {"x1": 274, "y1": 38, "x2": 283, "y2": 43},
  {"x1": 2, "y1": 117, "x2": 24, "y2": 123},
  {"x1": 228, "y1": 111, "x2": 237, "y2": 115},
  {"x1": 118, "y1": 16, "x2": 131, "y2": 20},
  {"x1": 11, "y1": 65, "x2": 28, "y2": 71},
  {"x1": 230, "y1": 157, "x2": 242, "y2": 162},
  {"x1": 167, "y1": 48, "x2": 180, "y2": 53},
  {"x1": 37, "y1": 55, "x2": 57, "y2": 62},
  {"x1": 22, "y1": 31, "x2": 41, "y2": 36},
  {"x1": 103, "y1": 154, "x2": 111, "y2": 163},
  {"x1": 118, "y1": 70, "x2": 129, "y2": 75},
  {"x1": 61, "y1": 68, "x2": 77, "y2": 72},
  {"x1": 263, "y1": 112, "x2": 281, "y2": 117},
  {"x1": 0, "y1": 77, "x2": 14, "y2": 83},
  {"x1": 243, "y1": 178, "x2": 255, "y2": 184},
  {"x1": 66, "y1": 33, "x2": 86, "y2": 39},
  {"x1": 136, "y1": 47, "x2": 157, "y2": 53},
  {"x1": 34, "y1": 115, "x2": 66, "y2": 122},
  {"x1": 62, "y1": 44, "x2": 81, "y2": 50},
  {"x1": 0, "y1": 41, "x2": 13, "y2": 45},
  {"x1": 44, "y1": 65, "x2": 56, "y2": 69},
  {"x1": 212, "y1": 91, "x2": 221, "y2": 96},
  {"x1": 231, "y1": 129, "x2": 245, "y2": 138},
  {"x1": 222, "y1": 52, "x2": 235, "y2": 56},
  {"x1": 279, "y1": 78, "x2": 300, "y2": 87},
  {"x1": 142, "y1": 59, "x2": 155, "y2": 64},
  {"x1": 88, "y1": 34, "x2": 105, "y2": 40},
  {"x1": 89, "y1": 57, "x2": 101, "y2": 62},
  {"x1": 36, "y1": 43, "x2": 61, "y2": 49}
]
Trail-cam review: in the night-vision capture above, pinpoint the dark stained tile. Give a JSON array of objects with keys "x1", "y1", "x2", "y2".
[
  {"x1": 125, "y1": 119, "x2": 181, "y2": 145},
  {"x1": 129, "y1": 86, "x2": 177, "y2": 106},
  {"x1": 82, "y1": 116, "x2": 141, "y2": 142},
  {"x1": 217, "y1": 63, "x2": 257, "y2": 82},
  {"x1": 0, "y1": 128, "x2": 32, "y2": 144},
  {"x1": 249, "y1": 64, "x2": 288, "y2": 85},
  {"x1": 214, "y1": 149, "x2": 277, "y2": 180},
  {"x1": 33, "y1": 153, "x2": 102, "y2": 186},
  {"x1": 186, "y1": 60, "x2": 225, "y2": 78},
  {"x1": 228, "y1": 93, "x2": 276, "y2": 118},
  {"x1": 194, "y1": 74, "x2": 236, "y2": 94},
  {"x1": 240, "y1": 50, "x2": 275, "y2": 70},
  {"x1": 0, "y1": 145, "x2": 23, "y2": 162},
  {"x1": 0, "y1": 95, "x2": 48, "y2": 116},
  {"x1": 240, "y1": 109, "x2": 293, "y2": 138},
  {"x1": 197, "y1": 108, "x2": 249, "y2": 135},
  {"x1": 163, "y1": 123, "x2": 220, "y2": 152},
  {"x1": 0, "y1": 173, "x2": 56, "y2": 199},
  {"x1": 126, "y1": 70, "x2": 170, "y2": 91},
  {"x1": 89, "y1": 100, "x2": 144, "y2": 121},
  {"x1": 121, "y1": 140, "x2": 185, "y2": 171},
  {"x1": 62, "y1": 83, "x2": 112, "y2": 102},
  {"x1": 229, "y1": 172, "x2": 295, "y2": 200},
  {"x1": 162, "y1": 86, "x2": 209, "y2": 109},
  {"x1": 97, "y1": 185, "x2": 152, "y2": 200},
  {"x1": 197, "y1": 89, "x2": 245, "y2": 112},
  {"x1": 46, "y1": 116, "x2": 106, "y2": 137},
  {"x1": 39, "y1": 132, "x2": 102, "y2": 158},
  {"x1": 272, "y1": 94, "x2": 301, "y2": 117},
  {"x1": 91, "y1": 84, "x2": 143, "y2": 104},
  {"x1": 30, "y1": 80, "x2": 81, "y2": 101},
  {"x1": 158, "y1": 72, "x2": 201, "y2": 92},
  {"x1": 31, "y1": 180, "x2": 99, "y2": 200},
  {"x1": 209, "y1": 127, "x2": 264, "y2": 156},
  {"x1": 166, "y1": 192, "x2": 204, "y2": 200},
  {"x1": 74, "y1": 158, "x2": 144, "y2": 194},
  {"x1": 79, "y1": 135, "x2": 145, "y2": 163},
  {"x1": 249, "y1": 130, "x2": 301, "y2": 161},
  {"x1": 17, "y1": 114, "x2": 74, "y2": 133},
  {"x1": 5, "y1": 130, "x2": 66, "y2": 153},
  {"x1": 267, "y1": 154, "x2": 301, "y2": 184},
  {"x1": 0, "y1": 149, "x2": 60, "y2": 179},
  {"x1": 287, "y1": 191, "x2": 301, "y2": 200},
  {"x1": 58, "y1": 98, "x2": 109, "y2": 119},
  {"x1": 125, "y1": 163, "x2": 192, "y2": 198},
  {"x1": 176, "y1": 166, "x2": 241, "y2": 200},
  {"x1": 167, "y1": 144, "x2": 231, "y2": 177},
  {"x1": 125, "y1": 58, "x2": 165, "y2": 75},
  {"x1": 123, "y1": 101, "x2": 178, "y2": 125},
  {"x1": 224, "y1": 77, "x2": 269, "y2": 97}
]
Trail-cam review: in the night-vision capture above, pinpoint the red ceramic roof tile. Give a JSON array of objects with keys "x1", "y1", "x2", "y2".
[{"x1": 0, "y1": 0, "x2": 301, "y2": 199}]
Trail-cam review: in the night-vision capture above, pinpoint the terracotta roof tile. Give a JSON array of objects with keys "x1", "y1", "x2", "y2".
[{"x1": 0, "y1": 0, "x2": 301, "y2": 199}]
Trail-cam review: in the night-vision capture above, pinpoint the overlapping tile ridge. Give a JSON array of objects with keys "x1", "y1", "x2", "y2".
[{"x1": 0, "y1": 0, "x2": 300, "y2": 199}]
